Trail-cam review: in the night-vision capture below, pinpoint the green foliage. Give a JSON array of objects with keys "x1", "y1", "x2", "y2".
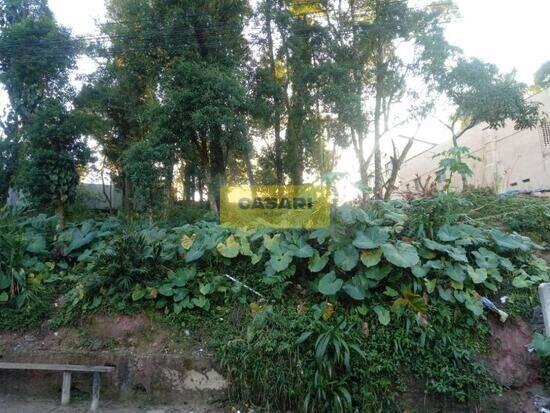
[
  {"x1": 48, "y1": 197, "x2": 547, "y2": 323},
  {"x1": 122, "y1": 141, "x2": 170, "y2": 210},
  {"x1": 15, "y1": 100, "x2": 90, "y2": 210},
  {"x1": 435, "y1": 146, "x2": 480, "y2": 191},
  {"x1": 532, "y1": 331, "x2": 550, "y2": 388},
  {"x1": 1, "y1": 194, "x2": 547, "y2": 410},
  {"x1": 532, "y1": 333, "x2": 550, "y2": 358},
  {"x1": 0, "y1": 207, "x2": 57, "y2": 308},
  {"x1": 436, "y1": 57, "x2": 541, "y2": 137},
  {"x1": 0, "y1": 2, "x2": 87, "y2": 216},
  {"x1": 217, "y1": 302, "x2": 500, "y2": 412},
  {"x1": 463, "y1": 190, "x2": 550, "y2": 243}
]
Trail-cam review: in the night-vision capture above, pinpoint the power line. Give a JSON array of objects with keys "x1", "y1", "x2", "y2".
[{"x1": 0, "y1": 0, "x2": 459, "y2": 51}]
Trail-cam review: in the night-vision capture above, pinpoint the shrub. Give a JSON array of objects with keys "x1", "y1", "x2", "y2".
[
  {"x1": 217, "y1": 302, "x2": 500, "y2": 412},
  {"x1": 0, "y1": 207, "x2": 56, "y2": 308}
]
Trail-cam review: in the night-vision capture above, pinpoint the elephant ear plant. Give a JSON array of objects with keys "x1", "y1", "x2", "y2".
[{"x1": 0, "y1": 207, "x2": 55, "y2": 308}]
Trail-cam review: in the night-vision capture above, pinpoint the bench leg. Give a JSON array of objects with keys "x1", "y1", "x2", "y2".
[
  {"x1": 90, "y1": 372, "x2": 100, "y2": 412},
  {"x1": 61, "y1": 371, "x2": 71, "y2": 405}
]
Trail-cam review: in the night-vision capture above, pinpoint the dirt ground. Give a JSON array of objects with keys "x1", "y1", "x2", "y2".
[{"x1": 0, "y1": 395, "x2": 224, "y2": 413}]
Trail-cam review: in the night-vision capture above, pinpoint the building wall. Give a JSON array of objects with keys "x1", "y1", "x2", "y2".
[
  {"x1": 78, "y1": 184, "x2": 123, "y2": 211},
  {"x1": 397, "y1": 88, "x2": 550, "y2": 194},
  {"x1": 6, "y1": 184, "x2": 123, "y2": 211}
]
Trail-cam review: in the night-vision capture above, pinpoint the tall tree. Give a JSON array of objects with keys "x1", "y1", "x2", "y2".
[
  {"x1": 0, "y1": 0, "x2": 88, "y2": 222},
  {"x1": 77, "y1": 0, "x2": 160, "y2": 213},
  {"x1": 320, "y1": 0, "x2": 453, "y2": 200}
]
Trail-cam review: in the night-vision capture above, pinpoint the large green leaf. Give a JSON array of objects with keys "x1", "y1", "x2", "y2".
[
  {"x1": 512, "y1": 270, "x2": 531, "y2": 288},
  {"x1": 289, "y1": 238, "x2": 315, "y2": 258},
  {"x1": 173, "y1": 266, "x2": 196, "y2": 287},
  {"x1": 158, "y1": 284, "x2": 175, "y2": 297},
  {"x1": 467, "y1": 266, "x2": 488, "y2": 284},
  {"x1": 352, "y1": 227, "x2": 389, "y2": 249},
  {"x1": 334, "y1": 245, "x2": 359, "y2": 271},
  {"x1": 343, "y1": 280, "x2": 365, "y2": 300},
  {"x1": 360, "y1": 248, "x2": 383, "y2": 267},
  {"x1": 185, "y1": 235, "x2": 208, "y2": 262},
  {"x1": 411, "y1": 263, "x2": 430, "y2": 278},
  {"x1": 465, "y1": 294, "x2": 483, "y2": 316},
  {"x1": 423, "y1": 239, "x2": 467, "y2": 262},
  {"x1": 0, "y1": 273, "x2": 11, "y2": 290},
  {"x1": 489, "y1": 229, "x2": 534, "y2": 251},
  {"x1": 263, "y1": 234, "x2": 283, "y2": 255},
  {"x1": 365, "y1": 264, "x2": 392, "y2": 281},
  {"x1": 437, "y1": 224, "x2": 461, "y2": 242},
  {"x1": 65, "y1": 229, "x2": 97, "y2": 254},
  {"x1": 26, "y1": 235, "x2": 46, "y2": 254},
  {"x1": 444, "y1": 262, "x2": 466, "y2": 282},
  {"x1": 373, "y1": 305, "x2": 390, "y2": 326},
  {"x1": 308, "y1": 251, "x2": 329, "y2": 273},
  {"x1": 268, "y1": 253, "x2": 293, "y2": 273},
  {"x1": 532, "y1": 333, "x2": 550, "y2": 358},
  {"x1": 0, "y1": 291, "x2": 8, "y2": 303},
  {"x1": 381, "y1": 242, "x2": 419, "y2": 268},
  {"x1": 309, "y1": 228, "x2": 330, "y2": 244},
  {"x1": 318, "y1": 271, "x2": 343, "y2": 295},
  {"x1": 217, "y1": 235, "x2": 240, "y2": 258}
]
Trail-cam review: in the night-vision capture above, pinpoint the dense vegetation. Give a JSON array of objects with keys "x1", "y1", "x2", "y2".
[
  {"x1": 1, "y1": 192, "x2": 548, "y2": 411},
  {"x1": 0, "y1": 1, "x2": 549, "y2": 411},
  {"x1": 0, "y1": 0, "x2": 543, "y2": 217}
]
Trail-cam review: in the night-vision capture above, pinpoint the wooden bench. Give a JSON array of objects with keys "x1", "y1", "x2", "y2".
[{"x1": 0, "y1": 362, "x2": 115, "y2": 411}]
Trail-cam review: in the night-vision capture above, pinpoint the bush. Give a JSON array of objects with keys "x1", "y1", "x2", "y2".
[
  {"x1": 463, "y1": 190, "x2": 550, "y2": 243},
  {"x1": 217, "y1": 302, "x2": 500, "y2": 412},
  {"x1": 2, "y1": 194, "x2": 548, "y2": 411},
  {"x1": 0, "y1": 207, "x2": 57, "y2": 308}
]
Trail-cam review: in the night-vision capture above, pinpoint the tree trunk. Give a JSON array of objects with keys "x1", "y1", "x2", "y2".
[
  {"x1": 266, "y1": 0, "x2": 284, "y2": 184},
  {"x1": 165, "y1": 160, "x2": 175, "y2": 207},
  {"x1": 373, "y1": 90, "x2": 384, "y2": 199},
  {"x1": 209, "y1": 138, "x2": 225, "y2": 213},
  {"x1": 351, "y1": 127, "x2": 370, "y2": 201},
  {"x1": 55, "y1": 201, "x2": 65, "y2": 230},
  {"x1": 383, "y1": 138, "x2": 414, "y2": 200},
  {"x1": 122, "y1": 172, "x2": 133, "y2": 214},
  {"x1": 244, "y1": 148, "x2": 256, "y2": 187},
  {"x1": 373, "y1": 0, "x2": 385, "y2": 200},
  {"x1": 100, "y1": 160, "x2": 113, "y2": 214}
]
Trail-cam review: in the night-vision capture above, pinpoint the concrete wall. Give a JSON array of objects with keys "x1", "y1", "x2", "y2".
[
  {"x1": 78, "y1": 184, "x2": 123, "y2": 211},
  {"x1": 6, "y1": 184, "x2": 123, "y2": 211},
  {"x1": 397, "y1": 88, "x2": 550, "y2": 194}
]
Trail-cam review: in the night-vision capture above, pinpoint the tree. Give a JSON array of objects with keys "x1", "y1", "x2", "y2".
[
  {"x1": 436, "y1": 57, "x2": 542, "y2": 188},
  {"x1": 159, "y1": 60, "x2": 249, "y2": 213},
  {"x1": 77, "y1": 0, "x2": 160, "y2": 213},
  {"x1": 319, "y1": 0, "x2": 453, "y2": 200},
  {"x1": 15, "y1": 100, "x2": 90, "y2": 219},
  {"x1": 0, "y1": 0, "x2": 88, "y2": 222}
]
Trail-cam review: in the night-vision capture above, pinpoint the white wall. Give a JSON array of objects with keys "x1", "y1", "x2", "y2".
[{"x1": 397, "y1": 88, "x2": 550, "y2": 194}]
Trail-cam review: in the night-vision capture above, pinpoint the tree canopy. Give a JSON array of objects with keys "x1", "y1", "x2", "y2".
[{"x1": 0, "y1": 0, "x2": 544, "y2": 212}]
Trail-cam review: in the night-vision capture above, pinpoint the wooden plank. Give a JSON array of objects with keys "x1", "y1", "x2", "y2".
[
  {"x1": 61, "y1": 371, "x2": 71, "y2": 405},
  {"x1": 0, "y1": 362, "x2": 114, "y2": 373}
]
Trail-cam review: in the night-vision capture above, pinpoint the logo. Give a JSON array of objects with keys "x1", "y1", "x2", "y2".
[{"x1": 220, "y1": 185, "x2": 330, "y2": 228}]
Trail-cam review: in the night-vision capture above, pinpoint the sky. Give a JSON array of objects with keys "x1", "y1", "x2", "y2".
[{"x1": 3, "y1": 0, "x2": 550, "y2": 195}]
